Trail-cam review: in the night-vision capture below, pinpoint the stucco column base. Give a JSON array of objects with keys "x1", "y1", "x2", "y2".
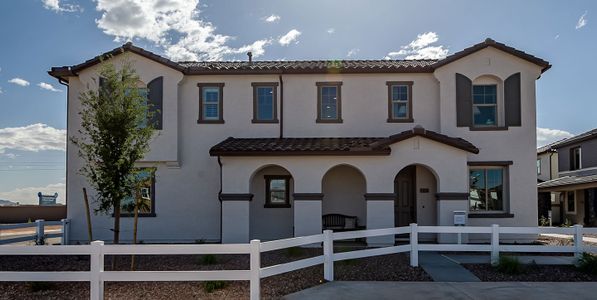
[
  {"x1": 366, "y1": 195, "x2": 395, "y2": 247},
  {"x1": 221, "y1": 194, "x2": 253, "y2": 243},
  {"x1": 436, "y1": 194, "x2": 469, "y2": 244},
  {"x1": 293, "y1": 194, "x2": 323, "y2": 247}
]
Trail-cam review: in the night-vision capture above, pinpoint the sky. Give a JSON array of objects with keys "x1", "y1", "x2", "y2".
[{"x1": 0, "y1": 0, "x2": 595, "y2": 204}]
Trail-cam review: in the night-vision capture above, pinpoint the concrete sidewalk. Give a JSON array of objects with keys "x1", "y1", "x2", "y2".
[
  {"x1": 420, "y1": 252, "x2": 480, "y2": 282},
  {"x1": 284, "y1": 281, "x2": 597, "y2": 300},
  {"x1": 444, "y1": 254, "x2": 575, "y2": 265}
]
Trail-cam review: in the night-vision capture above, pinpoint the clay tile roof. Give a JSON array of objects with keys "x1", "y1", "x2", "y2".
[{"x1": 209, "y1": 127, "x2": 479, "y2": 156}]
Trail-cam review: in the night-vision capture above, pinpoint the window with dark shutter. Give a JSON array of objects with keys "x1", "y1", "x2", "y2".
[
  {"x1": 147, "y1": 77, "x2": 163, "y2": 130},
  {"x1": 504, "y1": 72, "x2": 521, "y2": 127},
  {"x1": 455, "y1": 73, "x2": 473, "y2": 127}
]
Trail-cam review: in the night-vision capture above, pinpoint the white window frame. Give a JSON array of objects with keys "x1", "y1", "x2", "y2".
[
  {"x1": 537, "y1": 159, "x2": 541, "y2": 175},
  {"x1": 472, "y1": 84, "x2": 498, "y2": 127}
]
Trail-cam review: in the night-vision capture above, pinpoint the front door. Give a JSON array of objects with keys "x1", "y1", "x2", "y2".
[{"x1": 395, "y1": 166, "x2": 416, "y2": 227}]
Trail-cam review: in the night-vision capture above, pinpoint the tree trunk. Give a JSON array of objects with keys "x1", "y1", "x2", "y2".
[
  {"x1": 131, "y1": 193, "x2": 140, "y2": 271},
  {"x1": 113, "y1": 198, "x2": 121, "y2": 244},
  {"x1": 82, "y1": 188, "x2": 93, "y2": 242}
]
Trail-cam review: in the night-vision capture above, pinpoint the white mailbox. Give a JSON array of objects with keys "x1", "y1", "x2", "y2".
[{"x1": 453, "y1": 211, "x2": 466, "y2": 226}]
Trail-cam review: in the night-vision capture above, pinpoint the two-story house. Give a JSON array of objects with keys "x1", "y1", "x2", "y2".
[
  {"x1": 538, "y1": 129, "x2": 597, "y2": 226},
  {"x1": 49, "y1": 38, "x2": 550, "y2": 245}
]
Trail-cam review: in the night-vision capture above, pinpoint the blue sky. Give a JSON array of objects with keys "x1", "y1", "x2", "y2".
[{"x1": 0, "y1": 0, "x2": 595, "y2": 204}]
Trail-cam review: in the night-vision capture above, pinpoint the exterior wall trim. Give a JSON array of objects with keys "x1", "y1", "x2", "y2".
[
  {"x1": 435, "y1": 192, "x2": 469, "y2": 200},
  {"x1": 219, "y1": 193, "x2": 254, "y2": 201},
  {"x1": 293, "y1": 193, "x2": 324, "y2": 200},
  {"x1": 364, "y1": 193, "x2": 396, "y2": 201},
  {"x1": 467, "y1": 161, "x2": 514, "y2": 166},
  {"x1": 468, "y1": 213, "x2": 515, "y2": 218}
]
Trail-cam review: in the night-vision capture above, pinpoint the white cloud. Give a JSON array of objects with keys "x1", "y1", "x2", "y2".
[
  {"x1": 279, "y1": 29, "x2": 301, "y2": 46},
  {"x1": 264, "y1": 14, "x2": 280, "y2": 23},
  {"x1": 327, "y1": 28, "x2": 335, "y2": 34},
  {"x1": 38, "y1": 82, "x2": 62, "y2": 92},
  {"x1": 385, "y1": 32, "x2": 449, "y2": 60},
  {"x1": 0, "y1": 123, "x2": 66, "y2": 152},
  {"x1": 96, "y1": 0, "x2": 272, "y2": 61},
  {"x1": 576, "y1": 11, "x2": 588, "y2": 29},
  {"x1": 554, "y1": 34, "x2": 560, "y2": 39},
  {"x1": 0, "y1": 183, "x2": 66, "y2": 205},
  {"x1": 346, "y1": 48, "x2": 360, "y2": 57},
  {"x1": 8, "y1": 78, "x2": 30, "y2": 87},
  {"x1": 0, "y1": 87, "x2": 3, "y2": 94},
  {"x1": 42, "y1": 0, "x2": 83, "y2": 13},
  {"x1": 537, "y1": 127, "x2": 574, "y2": 147}
]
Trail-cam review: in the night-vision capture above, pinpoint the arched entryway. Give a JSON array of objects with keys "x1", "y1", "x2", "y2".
[
  {"x1": 322, "y1": 165, "x2": 367, "y2": 228},
  {"x1": 394, "y1": 164, "x2": 439, "y2": 229},
  {"x1": 249, "y1": 165, "x2": 294, "y2": 240}
]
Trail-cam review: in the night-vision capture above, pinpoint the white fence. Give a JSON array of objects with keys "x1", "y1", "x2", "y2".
[
  {"x1": 0, "y1": 219, "x2": 70, "y2": 245},
  {"x1": 1, "y1": 223, "x2": 597, "y2": 300}
]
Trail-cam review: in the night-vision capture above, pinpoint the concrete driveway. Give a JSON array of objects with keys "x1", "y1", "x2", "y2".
[{"x1": 284, "y1": 281, "x2": 597, "y2": 300}]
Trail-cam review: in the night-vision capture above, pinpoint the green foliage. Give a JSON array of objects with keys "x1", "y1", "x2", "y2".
[
  {"x1": 577, "y1": 252, "x2": 597, "y2": 275},
  {"x1": 28, "y1": 282, "x2": 57, "y2": 292},
  {"x1": 200, "y1": 254, "x2": 217, "y2": 265},
  {"x1": 538, "y1": 215, "x2": 550, "y2": 227},
  {"x1": 561, "y1": 219, "x2": 572, "y2": 227},
  {"x1": 203, "y1": 281, "x2": 227, "y2": 293},
  {"x1": 496, "y1": 256, "x2": 524, "y2": 275},
  {"x1": 71, "y1": 59, "x2": 156, "y2": 243},
  {"x1": 285, "y1": 247, "x2": 304, "y2": 258}
]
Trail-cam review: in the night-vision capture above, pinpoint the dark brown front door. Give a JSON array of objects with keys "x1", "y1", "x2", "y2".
[{"x1": 395, "y1": 166, "x2": 416, "y2": 227}]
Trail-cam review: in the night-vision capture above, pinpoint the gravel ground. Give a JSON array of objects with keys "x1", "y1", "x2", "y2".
[
  {"x1": 464, "y1": 264, "x2": 597, "y2": 282},
  {"x1": 0, "y1": 247, "x2": 429, "y2": 299}
]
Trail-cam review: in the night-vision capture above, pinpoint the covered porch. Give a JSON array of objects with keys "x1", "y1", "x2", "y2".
[{"x1": 210, "y1": 127, "x2": 478, "y2": 245}]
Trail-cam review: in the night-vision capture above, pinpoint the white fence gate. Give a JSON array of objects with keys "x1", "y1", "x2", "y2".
[{"x1": 1, "y1": 224, "x2": 596, "y2": 300}]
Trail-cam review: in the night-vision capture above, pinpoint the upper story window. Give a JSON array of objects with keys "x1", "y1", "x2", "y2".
[
  {"x1": 537, "y1": 159, "x2": 541, "y2": 175},
  {"x1": 316, "y1": 82, "x2": 342, "y2": 123},
  {"x1": 252, "y1": 83, "x2": 279, "y2": 123},
  {"x1": 570, "y1": 146, "x2": 582, "y2": 170},
  {"x1": 197, "y1": 83, "x2": 225, "y2": 124},
  {"x1": 386, "y1": 81, "x2": 413, "y2": 123},
  {"x1": 469, "y1": 166, "x2": 507, "y2": 212},
  {"x1": 472, "y1": 84, "x2": 497, "y2": 127}
]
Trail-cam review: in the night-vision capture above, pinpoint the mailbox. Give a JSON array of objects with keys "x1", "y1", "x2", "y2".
[{"x1": 453, "y1": 211, "x2": 466, "y2": 226}]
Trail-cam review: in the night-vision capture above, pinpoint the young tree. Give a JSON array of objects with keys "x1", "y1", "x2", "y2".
[{"x1": 72, "y1": 59, "x2": 156, "y2": 244}]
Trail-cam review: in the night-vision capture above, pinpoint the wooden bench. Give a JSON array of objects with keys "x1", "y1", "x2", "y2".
[{"x1": 322, "y1": 214, "x2": 362, "y2": 231}]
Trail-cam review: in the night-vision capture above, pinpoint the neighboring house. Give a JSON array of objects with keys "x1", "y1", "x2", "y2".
[
  {"x1": 536, "y1": 143, "x2": 560, "y2": 224},
  {"x1": 538, "y1": 129, "x2": 597, "y2": 226},
  {"x1": 49, "y1": 38, "x2": 550, "y2": 245}
]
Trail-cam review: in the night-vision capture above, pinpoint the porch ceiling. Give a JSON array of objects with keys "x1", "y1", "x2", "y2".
[{"x1": 209, "y1": 127, "x2": 479, "y2": 156}]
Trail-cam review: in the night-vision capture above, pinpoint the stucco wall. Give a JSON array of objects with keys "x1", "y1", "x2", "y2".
[
  {"x1": 321, "y1": 165, "x2": 367, "y2": 226},
  {"x1": 537, "y1": 152, "x2": 557, "y2": 182}
]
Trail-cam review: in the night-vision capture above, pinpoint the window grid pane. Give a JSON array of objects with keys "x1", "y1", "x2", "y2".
[
  {"x1": 391, "y1": 85, "x2": 409, "y2": 119},
  {"x1": 473, "y1": 84, "x2": 497, "y2": 126},
  {"x1": 320, "y1": 86, "x2": 338, "y2": 120},
  {"x1": 469, "y1": 168, "x2": 504, "y2": 212},
  {"x1": 202, "y1": 87, "x2": 220, "y2": 119},
  {"x1": 256, "y1": 87, "x2": 274, "y2": 120}
]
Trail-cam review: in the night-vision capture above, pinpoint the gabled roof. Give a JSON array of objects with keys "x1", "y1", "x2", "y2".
[
  {"x1": 550, "y1": 128, "x2": 597, "y2": 149},
  {"x1": 48, "y1": 38, "x2": 550, "y2": 81},
  {"x1": 432, "y1": 38, "x2": 551, "y2": 73},
  {"x1": 209, "y1": 127, "x2": 479, "y2": 156}
]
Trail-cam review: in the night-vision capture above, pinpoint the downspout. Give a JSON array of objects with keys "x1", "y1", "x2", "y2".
[
  {"x1": 217, "y1": 156, "x2": 223, "y2": 243},
  {"x1": 279, "y1": 74, "x2": 284, "y2": 138}
]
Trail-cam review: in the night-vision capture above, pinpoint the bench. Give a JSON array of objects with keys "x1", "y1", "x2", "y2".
[{"x1": 322, "y1": 214, "x2": 363, "y2": 231}]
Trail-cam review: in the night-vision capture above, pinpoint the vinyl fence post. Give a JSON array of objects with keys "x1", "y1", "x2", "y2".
[
  {"x1": 574, "y1": 224, "x2": 584, "y2": 262},
  {"x1": 491, "y1": 224, "x2": 499, "y2": 266},
  {"x1": 410, "y1": 223, "x2": 418, "y2": 267},
  {"x1": 35, "y1": 219, "x2": 44, "y2": 245},
  {"x1": 249, "y1": 240, "x2": 261, "y2": 300},
  {"x1": 61, "y1": 219, "x2": 70, "y2": 245},
  {"x1": 90, "y1": 241, "x2": 104, "y2": 300},
  {"x1": 323, "y1": 230, "x2": 334, "y2": 281}
]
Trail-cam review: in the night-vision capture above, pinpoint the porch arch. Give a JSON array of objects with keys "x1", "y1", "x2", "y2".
[{"x1": 321, "y1": 164, "x2": 367, "y2": 227}]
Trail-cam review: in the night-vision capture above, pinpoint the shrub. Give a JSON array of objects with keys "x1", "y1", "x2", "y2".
[
  {"x1": 204, "y1": 281, "x2": 227, "y2": 293},
  {"x1": 496, "y1": 256, "x2": 524, "y2": 275},
  {"x1": 577, "y1": 252, "x2": 597, "y2": 275},
  {"x1": 28, "y1": 282, "x2": 57, "y2": 292},
  {"x1": 285, "y1": 247, "x2": 304, "y2": 258},
  {"x1": 539, "y1": 216, "x2": 550, "y2": 227},
  {"x1": 561, "y1": 219, "x2": 572, "y2": 227},
  {"x1": 200, "y1": 254, "x2": 217, "y2": 265}
]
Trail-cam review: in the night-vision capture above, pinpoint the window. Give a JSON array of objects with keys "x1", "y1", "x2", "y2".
[
  {"x1": 472, "y1": 85, "x2": 497, "y2": 127},
  {"x1": 537, "y1": 159, "x2": 541, "y2": 175},
  {"x1": 387, "y1": 81, "x2": 413, "y2": 122},
  {"x1": 316, "y1": 82, "x2": 342, "y2": 123},
  {"x1": 469, "y1": 167, "x2": 506, "y2": 212},
  {"x1": 197, "y1": 83, "x2": 225, "y2": 123},
  {"x1": 121, "y1": 168, "x2": 156, "y2": 217},
  {"x1": 252, "y1": 83, "x2": 279, "y2": 123},
  {"x1": 567, "y1": 191, "x2": 576, "y2": 213},
  {"x1": 125, "y1": 87, "x2": 149, "y2": 128},
  {"x1": 264, "y1": 175, "x2": 290, "y2": 208},
  {"x1": 570, "y1": 147, "x2": 581, "y2": 170}
]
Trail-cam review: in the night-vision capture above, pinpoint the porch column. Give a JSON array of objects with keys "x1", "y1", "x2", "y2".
[
  {"x1": 436, "y1": 192, "x2": 469, "y2": 243},
  {"x1": 365, "y1": 193, "x2": 395, "y2": 246},
  {"x1": 220, "y1": 193, "x2": 253, "y2": 243},
  {"x1": 293, "y1": 193, "x2": 323, "y2": 237}
]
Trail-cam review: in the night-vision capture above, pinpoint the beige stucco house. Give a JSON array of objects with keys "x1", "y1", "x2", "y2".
[{"x1": 50, "y1": 38, "x2": 550, "y2": 245}]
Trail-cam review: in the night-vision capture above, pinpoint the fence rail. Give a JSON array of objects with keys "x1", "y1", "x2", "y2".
[
  {"x1": 1, "y1": 223, "x2": 596, "y2": 300},
  {"x1": 0, "y1": 219, "x2": 70, "y2": 245}
]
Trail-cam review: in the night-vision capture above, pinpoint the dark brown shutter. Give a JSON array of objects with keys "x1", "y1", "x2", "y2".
[
  {"x1": 147, "y1": 76, "x2": 163, "y2": 130},
  {"x1": 455, "y1": 73, "x2": 472, "y2": 127},
  {"x1": 504, "y1": 72, "x2": 521, "y2": 127}
]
